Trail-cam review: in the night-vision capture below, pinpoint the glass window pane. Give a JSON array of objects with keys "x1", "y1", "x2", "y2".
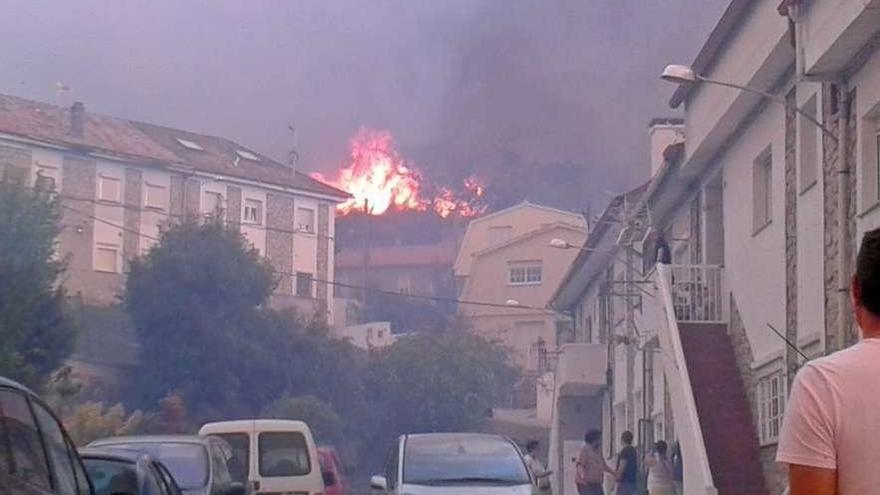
[
  {"x1": 258, "y1": 432, "x2": 311, "y2": 477},
  {"x1": 83, "y1": 458, "x2": 138, "y2": 495},
  {"x1": 31, "y1": 403, "x2": 78, "y2": 495},
  {"x1": 296, "y1": 208, "x2": 315, "y2": 233},
  {"x1": 95, "y1": 246, "x2": 119, "y2": 273},
  {"x1": 0, "y1": 390, "x2": 51, "y2": 490},
  {"x1": 101, "y1": 443, "x2": 208, "y2": 490},
  {"x1": 211, "y1": 434, "x2": 249, "y2": 483}
]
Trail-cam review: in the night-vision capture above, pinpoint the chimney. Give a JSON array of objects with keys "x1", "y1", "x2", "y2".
[
  {"x1": 69, "y1": 101, "x2": 85, "y2": 138},
  {"x1": 648, "y1": 117, "x2": 684, "y2": 176}
]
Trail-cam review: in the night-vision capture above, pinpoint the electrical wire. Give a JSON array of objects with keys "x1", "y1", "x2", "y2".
[{"x1": 58, "y1": 201, "x2": 555, "y2": 312}]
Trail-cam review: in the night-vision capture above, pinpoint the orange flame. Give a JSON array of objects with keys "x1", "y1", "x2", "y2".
[{"x1": 312, "y1": 128, "x2": 486, "y2": 218}]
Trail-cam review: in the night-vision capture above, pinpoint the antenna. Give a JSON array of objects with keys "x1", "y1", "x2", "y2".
[{"x1": 287, "y1": 125, "x2": 299, "y2": 168}]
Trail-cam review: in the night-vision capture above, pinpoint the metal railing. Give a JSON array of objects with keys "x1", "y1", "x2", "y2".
[{"x1": 667, "y1": 264, "x2": 726, "y2": 323}]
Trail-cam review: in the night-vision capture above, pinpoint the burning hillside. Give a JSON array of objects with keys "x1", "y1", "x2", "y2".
[{"x1": 312, "y1": 128, "x2": 486, "y2": 218}]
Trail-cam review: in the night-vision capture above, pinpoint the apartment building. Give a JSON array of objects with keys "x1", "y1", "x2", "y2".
[
  {"x1": 546, "y1": 1, "x2": 880, "y2": 494},
  {"x1": 455, "y1": 202, "x2": 587, "y2": 372},
  {"x1": 0, "y1": 94, "x2": 348, "y2": 326}
]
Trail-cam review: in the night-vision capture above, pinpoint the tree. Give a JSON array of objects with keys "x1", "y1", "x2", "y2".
[
  {"x1": 0, "y1": 182, "x2": 75, "y2": 389},
  {"x1": 124, "y1": 217, "x2": 277, "y2": 415},
  {"x1": 363, "y1": 331, "x2": 517, "y2": 449},
  {"x1": 261, "y1": 395, "x2": 346, "y2": 445}
]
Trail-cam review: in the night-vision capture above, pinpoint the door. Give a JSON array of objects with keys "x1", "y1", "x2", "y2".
[{"x1": 255, "y1": 430, "x2": 315, "y2": 493}]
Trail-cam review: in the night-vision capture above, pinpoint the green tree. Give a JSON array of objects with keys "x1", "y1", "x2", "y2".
[
  {"x1": 363, "y1": 331, "x2": 517, "y2": 445},
  {"x1": 261, "y1": 395, "x2": 346, "y2": 445},
  {"x1": 124, "y1": 217, "x2": 277, "y2": 415},
  {"x1": 0, "y1": 182, "x2": 75, "y2": 389}
]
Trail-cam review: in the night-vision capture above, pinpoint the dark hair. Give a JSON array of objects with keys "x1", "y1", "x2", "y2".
[
  {"x1": 654, "y1": 440, "x2": 668, "y2": 455},
  {"x1": 585, "y1": 429, "x2": 602, "y2": 445},
  {"x1": 621, "y1": 431, "x2": 634, "y2": 445},
  {"x1": 856, "y1": 228, "x2": 880, "y2": 316},
  {"x1": 526, "y1": 440, "x2": 539, "y2": 453}
]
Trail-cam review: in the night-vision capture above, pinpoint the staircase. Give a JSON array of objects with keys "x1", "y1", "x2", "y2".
[{"x1": 679, "y1": 322, "x2": 767, "y2": 495}]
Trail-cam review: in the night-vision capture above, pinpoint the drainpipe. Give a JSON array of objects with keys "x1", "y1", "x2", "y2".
[{"x1": 836, "y1": 84, "x2": 851, "y2": 350}]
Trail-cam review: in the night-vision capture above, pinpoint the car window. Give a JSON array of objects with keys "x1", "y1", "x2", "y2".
[
  {"x1": 258, "y1": 432, "x2": 310, "y2": 477},
  {"x1": 0, "y1": 389, "x2": 52, "y2": 491},
  {"x1": 384, "y1": 443, "x2": 399, "y2": 489},
  {"x1": 104, "y1": 443, "x2": 208, "y2": 490},
  {"x1": 208, "y1": 441, "x2": 233, "y2": 489},
  {"x1": 210, "y1": 434, "x2": 248, "y2": 483},
  {"x1": 31, "y1": 401, "x2": 81, "y2": 494},
  {"x1": 403, "y1": 435, "x2": 531, "y2": 485},
  {"x1": 83, "y1": 458, "x2": 137, "y2": 495}
]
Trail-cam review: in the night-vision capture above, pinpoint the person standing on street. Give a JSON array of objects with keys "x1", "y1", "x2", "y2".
[
  {"x1": 645, "y1": 440, "x2": 675, "y2": 495},
  {"x1": 614, "y1": 431, "x2": 638, "y2": 495},
  {"x1": 524, "y1": 440, "x2": 553, "y2": 495},
  {"x1": 670, "y1": 442, "x2": 683, "y2": 495},
  {"x1": 576, "y1": 429, "x2": 614, "y2": 495},
  {"x1": 777, "y1": 227, "x2": 880, "y2": 494}
]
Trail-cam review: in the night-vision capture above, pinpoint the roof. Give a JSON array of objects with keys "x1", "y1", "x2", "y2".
[
  {"x1": 0, "y1": 93, "x2": 348, "y2": 199},
  {"x1": 0, "y1": 376, "x2": 34, "y2": 396},
  {"x1": 200, "y1": 419, "x2": 309, "y2": 433},
  {"x1": 79, "y1": 447, "x2": 149, "y2": 463},
  {"x1": 466, "y1": 201, "x2": 582, "y2": 227},
  {"x1": 669, "y1": 0, "x2": 757, "y2": 108},
  {"x1": 472, "y1": 221, "x2": 586, "y2": 259},
  {"x1": 550, "y1": 183, "x2": 648, "y2": 310},
  {"x1": 336, "y1": 243, "x2": 457, "y2": 269},
  {"x1": 89, "y1": 435, "x2": 208, "y2": 447}
]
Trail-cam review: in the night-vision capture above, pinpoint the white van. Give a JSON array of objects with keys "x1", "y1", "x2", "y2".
[{"x1": 199, "y1": 419, "x2": 324, "y2": 495}]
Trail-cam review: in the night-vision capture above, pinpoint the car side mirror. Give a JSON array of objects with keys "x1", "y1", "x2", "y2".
[
  {"x1": 222, "y1": 482, "x2": 248, "y2": 495},
  {"x1": 370, "y1": 475, "x2": 388, "y2": 491},
  {"x1": 323, "y1": 470, "x2": 336, "y2": 486}
]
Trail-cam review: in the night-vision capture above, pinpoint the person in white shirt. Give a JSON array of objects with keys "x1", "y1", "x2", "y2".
[
  {"x1": 644, "y1": 440, "x2": 674, "y2": 495},
  {"x1": 777, "y1": 228, "x2": 880, "y2": 494},
  {"x1": 523, "y1": 440, "x2": 552, "y2": 494}
]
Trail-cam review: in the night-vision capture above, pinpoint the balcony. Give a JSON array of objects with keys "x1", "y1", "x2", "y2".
[
  {"x1": 553, "y1": 343, "x2": 607, "y2": 397},
  {"x1": 665, "y1": 264, "x2": 726, "y2": 323}
]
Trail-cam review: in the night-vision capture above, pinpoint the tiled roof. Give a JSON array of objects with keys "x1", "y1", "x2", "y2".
[
  {"x1": 0, "y1": 93, "x2": 347, "y2": 199},
  {"x1": 336, "y1": 243, "x2": 457, "y2": 269}
]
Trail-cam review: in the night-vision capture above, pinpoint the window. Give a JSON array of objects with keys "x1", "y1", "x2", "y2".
[
  {"x1": 210, "y1": 434, "x2": 249, "y2": 484},
  {"x1": 2, "y1": 165, "x2": 28, "y2": 185},
  {"x1": 859, "y1": 116, "x2": 880, "y2": 210},
  {"x1": 98, "y1": 174, "x2": 122, "y2": 203},
  {"x1": 0, "y1": 389, "x2": 52, "y2": 491},
  {"x1": 203, "y1": 191, "x2": 224, "y2": 217},
  {"x1": 799, "y1": 95, "x2": 819, "y2": 192},
  {"x1": 489, "y1": 225, "x2": 513, "y2": 245},
  {"x1": 258, "y1": 432, "x2": 311, "y2": 477},
  {"x1": 94, "y1": 243, "x2": 120, "y2": 273},
  {"x1": 145, "y1": 182, "x2": 167, "y2": 210},
  {"x1": 296, "y1": 207, "x2": 315, "y2": 233},
  {"x1": 35, "y1": 169, "x2": 57, "y2": 191},
  {"x1": 243, "y1": 199, "x2": 263, "y2": 225},
  {"x1": 235, "y1": 149, "x2": 260, "y2": 161},
  {"x1": 508, "y1": 262, "x2": 542, "y2": 285},
  {"x1": 752, "y1": 148, "x2": 772, "y2": 233},
  {"x1": 296, "y1": 272, "x2": 313, "y2": 297},
  {"x1": 31, "y1": 402, "x2": 82, "y2": 495},
  {"x1": 176, "y1": 137, "x2": 204, "y2": 151},
  {"x1": 758, "y1": 371, "x2": 786, "y2": 445}
]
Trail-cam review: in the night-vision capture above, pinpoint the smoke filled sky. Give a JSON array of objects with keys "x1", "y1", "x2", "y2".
[{"x1": 0, "y1": 1, "x2": 725, "y2": 210}]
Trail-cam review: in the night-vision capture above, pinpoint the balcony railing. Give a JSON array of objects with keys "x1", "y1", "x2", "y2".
[{"x1": 666, "y1": 264, "x2": 726, "y2": 323}]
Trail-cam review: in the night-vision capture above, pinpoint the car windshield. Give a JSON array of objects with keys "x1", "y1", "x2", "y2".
[
  {"x1": 104, "y1": 442, "x2": 209, "y2": 489},
  {"x1": 83, "y1": 458, "x2": 138, "y2": 495},
  {"x1": 403, "y1": 435, "x2": 530, "y2": 485}
]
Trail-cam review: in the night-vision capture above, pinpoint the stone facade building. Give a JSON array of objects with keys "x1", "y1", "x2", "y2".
[{"x1": 0, "y1": 93, "x2": 347, "y2": 376}]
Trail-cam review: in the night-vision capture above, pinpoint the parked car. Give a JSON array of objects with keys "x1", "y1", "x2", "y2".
[
  {"x1": 87, "y1": 436, "x2": 245, "y2": 495},
  {"x1": 80, "y1": 447, "x2": 182, "y2": 495},
  {"x1": 370, "y1": 433, "x2": 535, "y2": 495},
  {"x1": 199, "y1": 420, "x2": 323, "y2": 495},
  {"x1": 317, "y1": 447, "x2": 348, "y2": 495},
  {"x1": 0, "y1": 376, "x2": 93, "y2": 495}
]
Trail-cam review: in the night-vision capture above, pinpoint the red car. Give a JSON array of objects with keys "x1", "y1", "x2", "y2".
[{"x1": 318, "y1": 446, "x2": 349, "y2": 495}]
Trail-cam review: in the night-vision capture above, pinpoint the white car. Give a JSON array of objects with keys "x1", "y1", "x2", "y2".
[{"x1": 371, "y1": 433, "x2": 537, "y2": 495}]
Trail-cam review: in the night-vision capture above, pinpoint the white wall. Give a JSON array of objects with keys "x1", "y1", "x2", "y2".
[{"x1": 721, "y1": 97, "x2": 787, "y2": 362}]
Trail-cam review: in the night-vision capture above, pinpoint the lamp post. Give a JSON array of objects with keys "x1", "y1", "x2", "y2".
[{"x1": 660, "y1": 64, "x2": 837, "y2": 141}]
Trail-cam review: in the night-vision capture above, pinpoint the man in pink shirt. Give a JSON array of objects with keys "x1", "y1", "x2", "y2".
[{"x1": 777, "y1": 228, "x2": 880, "y2": 494}]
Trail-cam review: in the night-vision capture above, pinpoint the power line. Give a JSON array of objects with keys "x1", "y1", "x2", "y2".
[{"x1": 58, "y1": 201, "x2": 556, "y2": 312}]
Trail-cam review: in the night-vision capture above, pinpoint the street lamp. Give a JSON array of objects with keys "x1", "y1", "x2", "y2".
[
  {"x1": 505, "y1": 299, "x2": 522, "y2": 307},
  {"x1": 660, "y1": 64, "x2": 837, "y2": 140},
  {"x1": 549, "y1": 238, "x2": 616, "y2": 254}
]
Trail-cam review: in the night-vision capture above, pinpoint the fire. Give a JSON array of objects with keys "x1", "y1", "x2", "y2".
[{"x1": 313, "y1": 128, "x2": 486, "y2": 218}]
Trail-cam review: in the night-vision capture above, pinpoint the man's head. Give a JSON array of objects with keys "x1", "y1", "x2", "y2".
[
  {"x1": 526, "y1": 440, "x2": 539, "y2": 454},
  {"x1": 621, "y1": 430, "x2": 634, "y2": 446},
  {"x1": 853, "y1": 228, "x2": 880, "y2": 336},
  {"x1": 654, "y1": 440, "x2": 668, "y2": 455},
  {"x1": 585, "y1": 429, "x2": 602, "y2": 448}
]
